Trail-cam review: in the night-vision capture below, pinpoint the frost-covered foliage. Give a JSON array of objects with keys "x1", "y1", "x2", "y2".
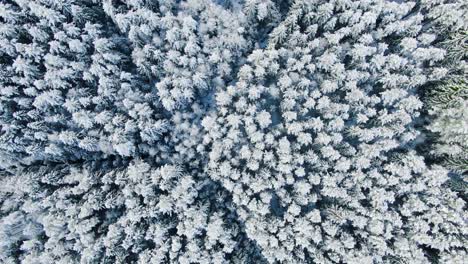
[
  {"x1": 203, "y1": 0, "x2": 467, "y2": 262},
  {"x1": 427, "y1": 80, "x2": 468, "y2": 173},
  {"x1": 0, "y1": 0, "x2": 167, "y2": 164},
  {"x1": 0, "y1": 0, "x2": 467, "y2": 263},
  {"x1": 425, "y1": 30, "x2": 467, "y2": 174},
  {"x1": 102, "y1": 0, "x2": 249, "y2": 111},
  {"x1": 423, "y1": 23, "x2": 467, "y2": 197},
  {"x1": 0, "y1": 160, "x2": 265, "y2": 263}
]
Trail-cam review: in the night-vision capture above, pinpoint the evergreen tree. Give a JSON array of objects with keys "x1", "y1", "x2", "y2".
[{"x1": 0, "y1": 0, "x2": 466, "y2": 263}]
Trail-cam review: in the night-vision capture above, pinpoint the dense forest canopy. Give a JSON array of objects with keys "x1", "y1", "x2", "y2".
[{"x1": 0, "y1": 0, "x2": 466, "y2": 263}]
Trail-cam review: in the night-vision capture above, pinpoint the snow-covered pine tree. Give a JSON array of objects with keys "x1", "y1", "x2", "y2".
[
  {"x1": 0, "y1": 0, "x2": 466, "y2": 263},
  {"x1": 0, "y1": 159, "x2": 266, "y2": 263},
  {"x1": 203, "y1": 0, "x2": 467, "y2": 262}
]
